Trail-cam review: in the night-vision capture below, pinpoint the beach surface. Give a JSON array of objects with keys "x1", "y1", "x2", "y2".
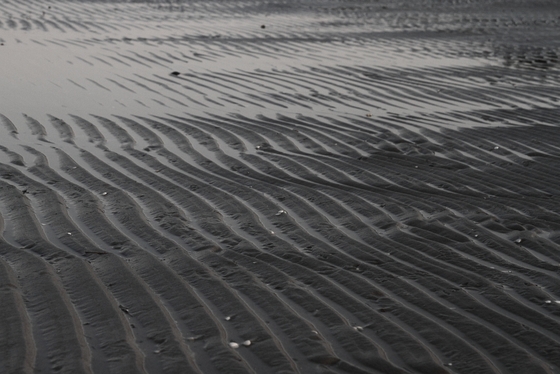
[{"x1": 1, "y1": 0, "x2": 560, "y2": 373}]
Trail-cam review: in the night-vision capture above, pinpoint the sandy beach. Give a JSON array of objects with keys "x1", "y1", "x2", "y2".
[{"x1": 1, "y1": 0, "x2": 560, "y2": 373}]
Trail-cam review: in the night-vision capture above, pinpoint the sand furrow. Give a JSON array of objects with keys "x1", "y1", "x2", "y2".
[
  {"x1": 0, "y1": 253, "x2": 35, "y2": 374},
  {"x1": 0, "y1": 182, "x2": 93, "y2": 373}
]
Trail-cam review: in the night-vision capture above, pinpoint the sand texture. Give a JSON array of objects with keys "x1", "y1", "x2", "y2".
[{"x1": 1, "y1": 0, "x2": 560, "y2": 373}]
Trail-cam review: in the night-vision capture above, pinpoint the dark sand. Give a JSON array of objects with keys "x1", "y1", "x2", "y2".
[{"x1": 1, "y1": 0, "x2": 560, "y2": 373}]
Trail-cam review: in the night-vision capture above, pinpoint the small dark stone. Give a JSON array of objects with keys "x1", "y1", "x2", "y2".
[
  {"x1": 170, "y1": 71, "x2": 180, "y2": 76},
  {"x1": 261, "y1": 25, "x2": 266, "y2": 29}
]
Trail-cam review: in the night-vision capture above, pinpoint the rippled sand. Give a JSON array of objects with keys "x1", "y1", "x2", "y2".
[{"x1": 1, "y1": 1, "x2": 560, "y2": 373}]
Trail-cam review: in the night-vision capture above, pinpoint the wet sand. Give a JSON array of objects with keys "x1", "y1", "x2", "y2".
[{"x1": 1, "y1": 0, "x2": 560, "y2": 373}]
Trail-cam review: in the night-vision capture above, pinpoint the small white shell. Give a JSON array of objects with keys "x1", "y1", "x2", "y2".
[
  {"x1": 229, "y1": 342, "x2": 239, "y2": 349},
  {"x1": 242, "y1": 340, "x2": 251, "y2": 347}
]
